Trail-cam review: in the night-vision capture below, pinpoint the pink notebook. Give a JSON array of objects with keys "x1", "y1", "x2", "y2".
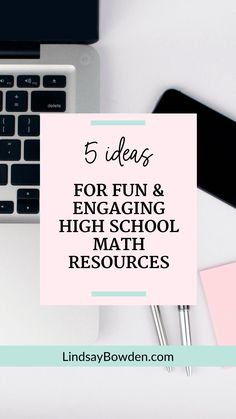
[{"x1": 200, "y1": 262, "x2": 236, "y2": 345}]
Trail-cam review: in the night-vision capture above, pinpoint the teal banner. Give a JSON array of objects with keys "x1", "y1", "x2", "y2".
[{"x1": 0, "y1": 346, "x2": 236, "y2": 367}]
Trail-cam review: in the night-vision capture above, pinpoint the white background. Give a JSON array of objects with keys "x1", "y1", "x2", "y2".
[{"x1": 1, "y1": 0, "x2": 236, "y2": 417}]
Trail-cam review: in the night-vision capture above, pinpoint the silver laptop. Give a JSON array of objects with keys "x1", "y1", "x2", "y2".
[{"x1": 0, "y1": 1, "x2": 99, "y2": 344}]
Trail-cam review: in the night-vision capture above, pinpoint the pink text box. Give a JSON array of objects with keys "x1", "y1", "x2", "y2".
[{"x1": 40, "y1": 114, "x2": 197, "y2": 305}]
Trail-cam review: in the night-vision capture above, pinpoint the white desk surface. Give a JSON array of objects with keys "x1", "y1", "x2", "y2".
[{"x1": 1, "y1": 0, "x2": 236, "y2": 417}]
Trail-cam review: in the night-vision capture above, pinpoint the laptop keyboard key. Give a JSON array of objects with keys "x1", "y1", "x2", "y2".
[
  {"x1": 0, "y1": 76, "x2": 14, "y2": 88},
  {"x1": 0, "y1": 140, "x2": 21, "y2": 161},
  {"x1": 0, "y1": 116, "x2": 15, "y2": 136},
  {"x1": 11, "y1": 164, "x2": 40, "y2": 186},
  {"x1": 31, "y1": 91, "x2": 66, "y2": 112},
  {"x1": 6, "y1": 91, "x2": 28, "y2": 112},
  {"x1": 24, "y1": 140, "x2": 40, "y2": 161},
  {"x1": 17, "y1": 189, "x2": 39, "y2": 214},
  {"x1": 43, "y1": 75, "x2": 66, "y2": 88},
  {"x1": 0, "y1": 201, "x2": 14, "y2": 214},
  {"x1": 17, "y1": 75, "x2": 40, "y2": 88},
  {"x1": 17, "y1": 189, "x2": 39, "y2": 199},
  {"x1": 17, "y1": 199, "x2": 39, "y2": 214},
  {"x1": 0, "y1": 164, "x2": 8, "y2": 185},
  {"x1": 18, "y1": 115, "x2": 40, "y2": 137}
]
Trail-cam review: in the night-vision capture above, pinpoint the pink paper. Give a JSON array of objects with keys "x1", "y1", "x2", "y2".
[{"x1": 200, "y1": 262, "x2": 236, "y2": 345}]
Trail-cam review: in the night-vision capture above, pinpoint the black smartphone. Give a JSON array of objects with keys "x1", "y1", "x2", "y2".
[{"x1": 153, "y1": 89, "x2": 236, "y2": 208}]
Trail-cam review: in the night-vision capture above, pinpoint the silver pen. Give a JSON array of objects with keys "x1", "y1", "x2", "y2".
[
  {"x1": 178, "y1": 305, "x2": 192, "y2": 376},
  {"x1": 151, "y1": 305, "x2": 172, "y2": 372}
]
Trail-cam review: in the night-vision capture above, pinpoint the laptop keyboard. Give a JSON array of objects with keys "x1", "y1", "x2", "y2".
[{"x1": 0, "y1": 67, "x2": 74, "y2": 221}]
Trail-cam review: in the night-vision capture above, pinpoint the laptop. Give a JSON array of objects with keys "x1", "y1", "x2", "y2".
[{"x1": 0, "y1": 0, "x2": 99, "y2": 344}]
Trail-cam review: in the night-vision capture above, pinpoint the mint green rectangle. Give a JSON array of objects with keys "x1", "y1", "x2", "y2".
[
  {"x1": 90, "y1": 120, "x2": 146, "y2": 126},
  {"x1": 1, "y1": 346, "x2": 236, "y2": 367},
  {"x1": 91, "y1": 291, "x2": 146, "y2": 297}
]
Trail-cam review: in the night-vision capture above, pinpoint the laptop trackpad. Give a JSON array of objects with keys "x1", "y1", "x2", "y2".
[{"x1": 0, "y1": 224, "x2": 98, "y2": 344}]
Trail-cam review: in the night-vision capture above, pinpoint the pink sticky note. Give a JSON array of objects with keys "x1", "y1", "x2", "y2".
[{"x1": 200, "y1": 262, "x2": 236, "y2": 345}]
